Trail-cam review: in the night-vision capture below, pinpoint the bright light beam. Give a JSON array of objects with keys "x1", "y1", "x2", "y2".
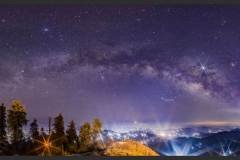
[{"x1": 160, "y1": 140, "x2": 207, "y2": 156}]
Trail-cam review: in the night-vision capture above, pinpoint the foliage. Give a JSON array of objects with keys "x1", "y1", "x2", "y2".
[
  {"x1": 52, "y1": 113, "x2": 66, "y2": 155},
  {"x1": 0, "y1": 99, "x2": 105, "y2": 156},
  {"x1": 30, "y1": 119, "x2": 40, "y2": 141},
  {"x1": 92, "y1": 118, "x2": 102, "y2": 141},
  {"x1": 7, "y1": 100, "x2": 28, "y2": 144},
  {"x1": 66, "y1": 120, "x2": 78, "y2": 153},
  {"x1": 92, "y1": 118, "x2": 104, "y2": 150},
  {"x1": 0, "y1": 103, "x2": 7, "y2": 142},
  {"x1": 79, "y1": 122, "x2": 92, "y2": 152}
]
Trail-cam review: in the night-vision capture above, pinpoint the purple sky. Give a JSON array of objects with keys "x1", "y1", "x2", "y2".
[{"x1": 1, "y1": 5, "x2": 240, "y2": 129}]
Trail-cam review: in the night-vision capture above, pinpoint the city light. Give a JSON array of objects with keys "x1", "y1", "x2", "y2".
[
  {"x1": 218, "y1": 143, "x2": 235, "y2": 156},
  {"x1": 160, "y1": 140, "x2": 207, "y2": 156},
  {"x1": 31, "y1": 134, "x2": 61, "y2": 156}
]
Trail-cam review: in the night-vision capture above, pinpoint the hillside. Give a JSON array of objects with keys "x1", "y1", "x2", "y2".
[{"x1": 104, "y1": 140, "x2": 159, "y2": 156}]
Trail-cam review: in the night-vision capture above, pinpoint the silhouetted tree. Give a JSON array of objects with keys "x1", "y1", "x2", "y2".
[
  {"x1": 0, "y1": 103, "x2": 7, "y2": 142},
  {"x1": 52, "y1": 113, "x2": 66, "y2": 155},
  {"x1": 53, "y1": 114, "x2": 64, "y2": 137},
  {"x1": 27, "y1": 119, "x2": 41, "y2": 155},
  {"x1": 66, "y1": 120, "x2": 78, "y2": 153},
  {"x1": 30, "y1": 119, "x2": 40, "y2": 141},
  {"x1": 40, "y1": 127, "x2": 46, "y2": 137},
  {"x1": 0, "y1": 103, "x2": 8, "y2": 155},
  {"x1": 48, "y1": 117, "x2": 52, "y2": 135},
  {"x1": 7, "y1": 100, "x2": 28, "y2": 144},
  {"x1": 79, "y1": 122, "x2": 92, "y2": 152}
]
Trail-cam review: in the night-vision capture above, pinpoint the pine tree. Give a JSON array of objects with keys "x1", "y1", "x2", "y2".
[
  {"x1": 79, "y1": 122, "x2": 92, "y2": 151},
  {"x1": 7, "y1": 100, "x2": 28, "y2": 144},
  {"x1": 53, "y1": 113, "x2": 66, "y2": 154},
  {"x1": 0, "y1": 103, "x2": 8, "y2": 155},
  {"x1": 66, "y1": 120, "x2": 78, "y2": 153},
  {"x1": 30, "y1": 119, "x2": 40, "y2": 141},
  {"x1": 53, "y1": 114, "x2": 64, "y2": 137},
  {"x1": 48, "y1": 117, "x2": 52, "y2": 135},
  {"x1": 66, "y1": 120, "x2": 78, "y2": 144},
  {"x1": 40, "y1": 128, "x2": 46, "y2": 138},
  {"x1": 0, "y1": 103, "x2": 7, "y2": 142}
]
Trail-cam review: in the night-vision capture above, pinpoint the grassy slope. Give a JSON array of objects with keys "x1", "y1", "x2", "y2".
[{"x1": 104, "y1": 140, "x2": 159, "y2": 156}]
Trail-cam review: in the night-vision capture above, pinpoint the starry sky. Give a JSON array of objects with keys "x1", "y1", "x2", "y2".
[{"x1": 1, "y1": 5, "x2": 240, "y2": 129}]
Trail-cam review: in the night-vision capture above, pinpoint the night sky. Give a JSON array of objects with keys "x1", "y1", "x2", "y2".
[{"x1": 1, "y1": 5, "x2": 240, "y2": 130}]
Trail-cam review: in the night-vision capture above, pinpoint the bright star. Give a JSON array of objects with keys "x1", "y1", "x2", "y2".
[
  {"x1": 200, "y1": 64, "x2": 206, "y2": 71},
  {"x1": 199, "y1": 62, "x2": 209, "y2": 74},
  {"x1": 43, "y1": 27, "x2": 49, "y2": 32},
  {"x1": 230, "y1": 62, "x2": 236, "y2": 67}
]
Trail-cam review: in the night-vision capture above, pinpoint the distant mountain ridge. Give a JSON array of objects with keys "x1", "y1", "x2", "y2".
[{"x1": 102, "y1": 127, "x2": 240, "y2": 156}]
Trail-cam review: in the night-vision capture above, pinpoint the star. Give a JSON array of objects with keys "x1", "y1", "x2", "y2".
[
  {"x1": 58, "y1": 34, "x2": 64, "y2": 41},
  {"x1": 133, "y1": 121, "x2": 138, "y2": 124},
  {"x1": 230, "y1": 62, "x2": 236, "y2": 67},
  {"x1": 136, "y1": 18, "x2": 142, "y2": 22},
  {"x1": 1, "y1": 18, "x2": 6, "y2": 23},
  {"x1": 74, "y1": 15, "x2": 81, "y2": 22},
  {"x1": 200, "y1": 64, "x2": 206, "y2": 71},
  {"x1": 100, "y1": 72, "x2": 105, "y2": 80},
  {"x1": 221, "y1": 18, "x2": 227, "y2": 26},
  {"x1": 43, "y1": 27, "x2": 49, "y2": 32}
]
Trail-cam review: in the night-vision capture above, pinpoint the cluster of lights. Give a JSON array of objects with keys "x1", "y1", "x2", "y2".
[
  {"x1": 159, "y1": 140, "x2": 239, "y2": 156},
  {"x1": 105, "y1": 123, "x2": 240, "y2": 157},
  {"x1": 106, "y1": 131, "x2": 122, "y2": 140},
  {"x1": 156, "y1": 130, "x2": 177, "y2": 139},
  {"x1": 218, "y1": 143, "x2": 235, "y2": 156},
  {"x1": 160, "y1": 140, "x2": 208, "y2": 156}
]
